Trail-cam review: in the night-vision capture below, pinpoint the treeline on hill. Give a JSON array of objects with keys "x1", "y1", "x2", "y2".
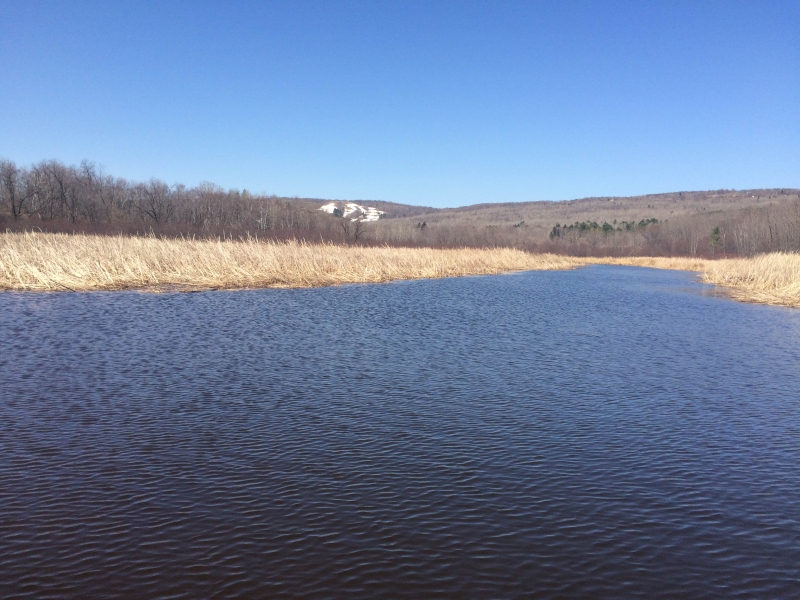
[
  {"x1": 368, "y1": 202, "x2": 800, "y2": 257},
  {"x1": 0, "y1": 159, "x2": 348, "y2": 242},
  {"x1": 535, "y1": 206, "x2": 800, "y2": 256},
  {"x1": 2, "y1": 159, "x2": 799, "y2": 257},
  {"x1": 550, "y1": 218, "x2": 659, "y2": 237}
]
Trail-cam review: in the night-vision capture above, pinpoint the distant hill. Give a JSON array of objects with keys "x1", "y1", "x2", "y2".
[
  {"x1": 3, "y1": 159, "x2": 797, "y2": 257},
  {"x1": 372, "y1": 189, "x2": 800, "y2": 228},
  {"x1": 321, "y1": 188, "x2": 800, "y2": 257},
  {"x1": 306, "y1": 189, "x2": 799, "y2": 229}
]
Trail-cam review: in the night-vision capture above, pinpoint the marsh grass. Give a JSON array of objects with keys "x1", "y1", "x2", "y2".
[
  {"x1": 2, "y1": 232, "x2": 798, "y2": 308},
  {"x1": 0, "y1": 232, "x2": 582, "y2": 292},
  {"x1": 590, "y1": 255, "x2": 800, "y2": 308}
]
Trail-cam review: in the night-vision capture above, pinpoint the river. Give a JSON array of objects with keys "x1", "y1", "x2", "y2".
[{"x1": 1, "y1": 266, "x2": 799, "y2": 598}]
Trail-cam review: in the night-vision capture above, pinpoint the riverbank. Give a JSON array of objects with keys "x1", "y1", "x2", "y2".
[
  {"x1": 591, "y1": 255, "x2": 800, "y2": 308},
  {"x1": 1, "y1": 232, "x2": 798, "y2": 308},
  {"x1": 0, "y1": 232, "x2": 582, "y2": 292}
]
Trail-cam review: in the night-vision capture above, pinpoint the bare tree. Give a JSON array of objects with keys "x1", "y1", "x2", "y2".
[
  {"x1": 0, "y1": 160, "x2": 34, "y2": 219},
  {"x1": 134, "y1": 180, "x2": 175, "y2": 223},
  {"x1": 339, "y1": 218, "x2": 351, "y2": 242},
  {"x1": 352, "y1": 219, "x2": 367, "y2": 242}
]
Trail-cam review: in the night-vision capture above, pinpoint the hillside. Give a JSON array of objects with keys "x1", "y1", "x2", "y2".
[
  {"x1": 370, "y1": 189, "x2": 799, "y2": 227},
  {"x1": 338, "y1": 189, "x2": 800, "y2": 257},
  {"x1": 2, "y1": 159, "x2": 798, "y2": 257}
]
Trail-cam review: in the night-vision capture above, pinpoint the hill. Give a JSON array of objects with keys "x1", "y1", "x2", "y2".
[
  {"x1": 345, "y1": 189, "x2": 798, "y2": 226},
  {"x1": 2, "y1": 159, "x2": 798, "y2": 257}
]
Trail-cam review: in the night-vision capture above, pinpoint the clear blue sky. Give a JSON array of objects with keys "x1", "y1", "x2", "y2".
[{"x1": 1, "y1": 1, "x2": 798, "y2": 207}]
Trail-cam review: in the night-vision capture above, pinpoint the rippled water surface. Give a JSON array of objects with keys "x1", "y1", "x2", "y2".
[{"x1": 2, "y1": 266, "x2": 800, "y2": 598}]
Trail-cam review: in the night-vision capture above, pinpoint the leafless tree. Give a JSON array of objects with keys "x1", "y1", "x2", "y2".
[
  {"x1": 134, "y1": 180, "x2": 175, "y2": 223},
  {"x1": 0, "y1": 160, "x2": 34, "y2": 219}
]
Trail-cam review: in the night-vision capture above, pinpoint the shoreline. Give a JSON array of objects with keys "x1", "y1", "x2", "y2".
[
  {"x1": 586, "y1": 256, "x2": 800, "y2": 309},
  {"x1": 0, "y1": 231, "x2": 584, "y2": 292},
  {"x1": 1, "y1": 232, "x2": 798, "y2": 308}
]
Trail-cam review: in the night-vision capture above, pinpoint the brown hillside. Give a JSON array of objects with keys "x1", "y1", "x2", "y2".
[{"x1": 387, "y1": 189, "x2": 799, "y2": 227}]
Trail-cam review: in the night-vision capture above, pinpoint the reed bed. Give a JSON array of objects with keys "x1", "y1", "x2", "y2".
[
  {"x1": 590, "y1": 254, "x2": 800, "y2": 308},
  {"x1": 2, "y1": 232, "x2": 798, "y2": 308},
  {"x1": 0, "y1": 232, "x2": 583, "y2": 292}
]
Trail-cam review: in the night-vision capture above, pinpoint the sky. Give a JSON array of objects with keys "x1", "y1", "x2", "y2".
[{"x1": 1, "y1": 1, "x2": 798, "y2": 207}]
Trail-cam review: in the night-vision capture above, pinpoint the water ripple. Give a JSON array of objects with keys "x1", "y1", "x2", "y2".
[{"x1": 1, "y1": 266, "x2": 800, "y2": 598}]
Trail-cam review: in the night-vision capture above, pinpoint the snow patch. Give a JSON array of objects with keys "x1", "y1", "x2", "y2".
[{"x1": 319, "y1": 201, "x2": 386, "y2": 222}]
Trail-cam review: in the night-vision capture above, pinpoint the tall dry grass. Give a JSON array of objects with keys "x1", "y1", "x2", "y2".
[
  {"x1": 0, "y1": 232, "x2": 583, "y2": 292},
  {"x1": 1, "y1": 232, "x2": 798, "y2": 308},
  {"x1": 590, "y1": 254, "x2": 800, "y2": 308}
]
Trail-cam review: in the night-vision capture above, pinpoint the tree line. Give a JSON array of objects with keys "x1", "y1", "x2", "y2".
[
  {"x1": 536, "y1": 204, "x2": 800, "y2": 257},
  {"x1": 365, "y1": 203, "x2": 800, "y2": 257},
  {"x1": 549, "y1": 218, "x2": 659, "y2": 238},
  {"x1": 2, "y1": 158, "x2": 798, "y2": 256},
  {"x1": 0, "y1": 159, "x2": 346, "y2": 240}
]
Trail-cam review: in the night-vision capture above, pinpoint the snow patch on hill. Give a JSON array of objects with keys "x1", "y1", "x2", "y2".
[{"x1": 319, "y1": 202, "x2": 386, "y2": 222}]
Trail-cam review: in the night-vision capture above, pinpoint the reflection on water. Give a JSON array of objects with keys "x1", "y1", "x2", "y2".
[{"x1": 1, "y1": 266, "x2": 799, "y2": 598}]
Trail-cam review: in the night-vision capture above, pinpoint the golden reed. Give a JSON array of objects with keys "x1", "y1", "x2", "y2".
[
  {"x1": 587, "y1": 255, "x2": 800, "y2": 308},
  {"x1": 0, "y1": 232, "x2": 582, "y2": 292},
  {"x1": 1, "y1": 232, "x2": 798, "y2": 308}
]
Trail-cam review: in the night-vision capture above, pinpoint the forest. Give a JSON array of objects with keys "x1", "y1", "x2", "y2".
[{"x1": 2, "y1": 159, "x2": 799, "y2": 258}]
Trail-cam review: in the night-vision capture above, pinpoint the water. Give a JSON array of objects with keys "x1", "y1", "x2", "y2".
[{"x1": 1, "y1": 266, "x2": 799, "y2": 599}]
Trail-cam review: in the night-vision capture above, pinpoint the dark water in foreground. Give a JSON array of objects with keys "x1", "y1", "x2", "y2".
[{"x1": 1, "y1": 266, "x2": 799, "y2": 599}]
